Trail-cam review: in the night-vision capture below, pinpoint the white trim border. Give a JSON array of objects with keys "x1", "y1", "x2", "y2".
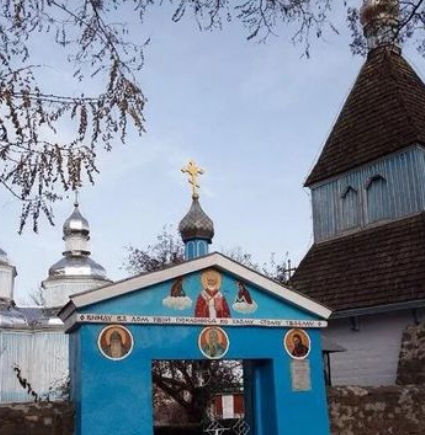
[{"x1": 70, "y1": 313, "x2": 327, "y2": 330}]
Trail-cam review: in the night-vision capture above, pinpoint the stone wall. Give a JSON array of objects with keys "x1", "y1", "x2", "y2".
[
  {"x1": 1, "y1": 386, "x2": 425, "y2": 435},
  {"x1": 397, "y1": 323, "x2": 425, "y2": 385},
  {"x1": 0, "y1": 401, "x2": 74, "y2": 435},
  {"x1": 328, "y1": 385, "x2": 425, "y2": 435}
]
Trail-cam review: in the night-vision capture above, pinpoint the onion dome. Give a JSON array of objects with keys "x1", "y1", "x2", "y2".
[
  {"x1": 42, "y1": 194, "x2": 110, "y2": 308},
  {"x1": 360, "y1": 0, "x2": 399, "y2": 52},
  {"x1": 179, "y1": 196, "x2": 214, "y2": 243},
  {"x1": 63, "y1": 200, "x2": 90, "y2": 238},
  {"x1": 179, "y1": 160, "x2": 215, "y2": 259},
  {"x1": 61, "y1": 197, "x2": 91, "y2": 257}
]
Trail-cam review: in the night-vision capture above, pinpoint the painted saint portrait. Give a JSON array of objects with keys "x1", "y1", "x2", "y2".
[
  {"x1": 98, "y1": 325, "x2": 134, "y2": 361},
  {"x1": 284, "y1": 329, "x2": 311, "y2": 360},
  {"x1": 232, "y1": 281, "x2": 258, "y2": 314},
  {"x1": 195, "y1": 269, "x2": 231, "y2": 318},
  {"x1": 199, "y1": 326, "x2": 229, "y2": 359},
  {"x1": 162, "y1": 276, "x2": 193, "y2": 310}
]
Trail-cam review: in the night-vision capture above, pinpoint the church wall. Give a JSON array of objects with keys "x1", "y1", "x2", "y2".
[
  {"x1": 325, "y1": 310, "x2": 424, "y2": 386},
  {"x1": 328, "y1": 385, "x2": 425, "y2": 435},
  {"x1": 2, "y1": 385, "x2": 425, "y2": 435},
  {"x1": 0, "y1": 401, "x2": 74, "y2": 435},
  {"x1": 43, "y1": 279, "x2": 108, "y2": 308},
  {"x1": 311, "y1": 147, "x2": 425, "y2": 242},
  {"x1": 397, "y1": 321, "x2": 425, "y2": 385},
  {"x1": 0, "y1": 330, "x2": 68, "y2": 402}
]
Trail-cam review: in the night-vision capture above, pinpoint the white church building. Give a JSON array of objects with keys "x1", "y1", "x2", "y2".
[{"x1": 0, "y1": 199, "x2": 110, "y2": 402}]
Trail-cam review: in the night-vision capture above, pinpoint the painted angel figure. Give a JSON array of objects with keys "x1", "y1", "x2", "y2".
[
  {"x1": 162, "y1": 276, "x2": 193, "y2": 310},
  {"x1": 194, "y1": 269, "x2": 231, "y2": 318},
  {"x1": 232, "y1": 281, "x2": 258, "y2": 314}
]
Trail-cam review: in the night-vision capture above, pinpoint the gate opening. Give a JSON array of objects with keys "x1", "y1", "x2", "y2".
[{"x1": 152, "y1": 359, "x2": 251, "y2": 435}]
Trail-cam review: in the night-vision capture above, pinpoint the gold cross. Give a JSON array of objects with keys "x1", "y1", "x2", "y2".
[{"x1": 181, "y1": 160, "x2": 205, "y2": 199}]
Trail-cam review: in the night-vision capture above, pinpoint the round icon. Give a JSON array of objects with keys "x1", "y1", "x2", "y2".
[
  {"x1": 198, "y1": 326, "x2": 229, "y2": 360},
  {"x1": 98, "y1": 325, "x2": 134, "y2": 361},
  {"x1": 284, "y1": 329, "x2": 311, "y2": 360}
]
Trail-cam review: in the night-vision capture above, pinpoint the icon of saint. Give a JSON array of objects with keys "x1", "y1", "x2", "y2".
[
  {"x1": 199, "y1": 327, "x2": 229, "y2": 359},
  {"x1": 99, "y1": 325, "x2": 133, "y2": 360},
  {"x1": 291, "y1": 333, "x2": 309, "y2": 358},
  {"x1": 105, "y1": 330, "x2": 125, "y2": 359},
  {"x1": 195, "y1": 269, "x2": 230, "y2": 318},
  {"x1": 100, "y1": 326, "x2": 133, "y2": 360}
]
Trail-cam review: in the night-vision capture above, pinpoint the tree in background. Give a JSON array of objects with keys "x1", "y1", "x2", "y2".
[
  {"x1": 2, "y1": 1, "x2": 424, "y2": 230},
  {"x1": 153, "y1": 359, "x2": 243, "y2": 424},
  {"x1": 124, "y1": 226, "x2": 291, "y2": 282},
  {"x1": 124, "y1": 227, "x2": 185, "y2": 276}
]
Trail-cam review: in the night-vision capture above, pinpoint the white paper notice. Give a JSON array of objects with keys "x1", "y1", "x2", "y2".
[
  {"x1": 222, "y1": 395, "x2": 234, "y2": 419},
  {"x1": 291, "y1": 360, "x2": 312, "y2": 392}
]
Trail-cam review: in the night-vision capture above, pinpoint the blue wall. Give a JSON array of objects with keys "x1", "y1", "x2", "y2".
[
  {"x1": 72, "y1": 324, "x2": 329, "y2": 435},
  {"x1": 311, "y1": 146, "x2": 425, "y2": 242},
  {"x1": 70, "y1": 269, "x2": 330, "y2": 435}
]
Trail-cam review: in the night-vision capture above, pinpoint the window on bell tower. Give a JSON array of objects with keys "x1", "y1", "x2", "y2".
[
  {"x1": 365, "y1": 174, "x2": 390, "y2": 224},
  {"x1": 340, "y1": 185, "x2": 361, "y2": 231}
]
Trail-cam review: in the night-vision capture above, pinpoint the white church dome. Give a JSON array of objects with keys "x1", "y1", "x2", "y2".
[{"x1": 42, "y1": 195, "x2": 111, "y2": 308}]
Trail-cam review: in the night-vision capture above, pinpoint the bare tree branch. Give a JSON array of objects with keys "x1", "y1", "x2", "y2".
[{"x1": 3, "y1": 0, "x2": 425, "y2": 231}]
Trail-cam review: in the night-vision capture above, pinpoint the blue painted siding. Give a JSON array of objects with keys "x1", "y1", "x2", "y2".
[
  {"x1": 185, "y1": 239, "x2": 209, "y2": 260},
  {"x1": 312, "y1": 147, "x2": 425, "y2": 242},
  {"x1": 73, "y1": 324, "x2": 330, "y2": 435}
]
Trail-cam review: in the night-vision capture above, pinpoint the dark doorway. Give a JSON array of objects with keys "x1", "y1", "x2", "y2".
[{"x1": 152, "y1": 359, "x2": 251, "y2": 435}]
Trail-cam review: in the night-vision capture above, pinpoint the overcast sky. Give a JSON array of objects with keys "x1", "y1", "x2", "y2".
[{"x1": 2, "y1": 5, "x2": 425, "y2": 303}]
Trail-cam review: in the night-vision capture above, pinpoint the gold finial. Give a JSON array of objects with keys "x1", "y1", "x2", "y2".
[{"x1": 181, "y1": 160, "x2": 204, "y2": 199}]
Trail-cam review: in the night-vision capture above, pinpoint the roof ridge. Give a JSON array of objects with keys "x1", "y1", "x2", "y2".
[
  {"x1": 306, "y1": 48, "x2": 425, "y2": 187},
  {"x1": 387, "y1": 52, "x2": 423, "y2": 139}
]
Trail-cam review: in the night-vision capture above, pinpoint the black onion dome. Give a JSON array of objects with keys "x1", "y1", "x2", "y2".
[{"x1": 179, "y1": 197, "x2": 214, "y2": 243}]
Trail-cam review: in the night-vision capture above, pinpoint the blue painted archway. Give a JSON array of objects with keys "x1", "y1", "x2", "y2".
[{"x1": 60, "y1": 253, "x2": 332, "y2": 435}]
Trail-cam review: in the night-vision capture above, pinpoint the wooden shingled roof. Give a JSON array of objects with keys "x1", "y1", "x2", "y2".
[
  {"x1": 290, "y1": 213, "x2": 425, "y2": 312},
  {"x1": 305, "y1": 47, "x2": 425, "y2": 187}
]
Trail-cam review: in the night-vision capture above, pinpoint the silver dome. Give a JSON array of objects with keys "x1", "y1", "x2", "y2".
[
  {"x1": 48, "y1": 256, "x2": 107, "y2": 280},
  {"x1": 179, "y1": 197, "x2": 214, "y2": 242},
  {"x1": 44, "y1": 197, "x2": 110, "y2": 300},
  {"x1": 63, "y1": 205, "x2": 90, "y2": 236}
]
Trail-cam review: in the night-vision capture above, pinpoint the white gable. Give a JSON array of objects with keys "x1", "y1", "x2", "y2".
[{"x1": 59, "y1": 252, "x2": 332, "y2": 321}]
